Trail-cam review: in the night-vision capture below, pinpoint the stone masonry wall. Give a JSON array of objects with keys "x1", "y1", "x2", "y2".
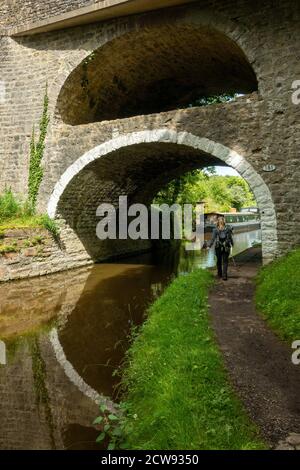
[
  {"x1": 0, "y1": 226, "x2": 92, "y2": 282},
  {"x1": 0, "y1": 1, "x2": 103, "y2": 31}
]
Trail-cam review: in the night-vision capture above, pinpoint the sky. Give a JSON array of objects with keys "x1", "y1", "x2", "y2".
[{"x1": 209, "y1": 166, "x2": 240, "y2": 177}]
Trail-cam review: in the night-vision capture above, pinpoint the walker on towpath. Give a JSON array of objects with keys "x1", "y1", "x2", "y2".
[{"x1": 209, "y1": 247, "x2": 300, "y2": 448}]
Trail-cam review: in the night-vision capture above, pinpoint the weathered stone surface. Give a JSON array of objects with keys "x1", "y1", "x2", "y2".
[
  {"x1": 286, "y1": 433, "x2": 300, "y2": 446},
  {"x1": 0, "y1": 227, "x2": 92, "y2": 281},
  {"x1": 0, "y1": 0, "x2": 101, "y2": 31},
  {"x1": 276, "y1": 433, "x2": 300, "y2": 450},
  {"x1": 275, "y1": 442, "x2": 294, "y2": 450}
]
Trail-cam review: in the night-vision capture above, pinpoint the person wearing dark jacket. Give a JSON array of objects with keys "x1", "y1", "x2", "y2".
[{"x1": 205, "y1": 216, "x2": 234, "y2": 280}]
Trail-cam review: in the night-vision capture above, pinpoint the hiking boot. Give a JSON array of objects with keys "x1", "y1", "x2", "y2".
[{"x1": 222, "y1": 275, "x2": 228, "y2": 281}]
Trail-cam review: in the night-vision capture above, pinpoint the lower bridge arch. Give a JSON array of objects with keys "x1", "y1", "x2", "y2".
[{"x1": 47, "y1": 129, "x2": 278, "y2": 264}]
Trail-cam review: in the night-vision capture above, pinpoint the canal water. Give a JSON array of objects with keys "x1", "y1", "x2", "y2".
[{"x1": 0, "y1": 229, "x2": 261, "y2": 449}]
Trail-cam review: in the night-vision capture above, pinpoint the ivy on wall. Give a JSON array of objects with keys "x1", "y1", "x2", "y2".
[
  {"x1": 81, "y1": 52, "x2": 96, "y2": 111},
  {"x1": 28, "y1": 85, "x2": 50, "y2": 209}
]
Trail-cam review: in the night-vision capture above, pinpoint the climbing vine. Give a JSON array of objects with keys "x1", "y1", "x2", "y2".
[
  {"x1": 81, "y1": 52, "x2": 96, "y2": 110},
  {"x1": 28, "y1": 85, "x2": 50, "y2": 209},
  {"x1": 29, "y1": 336, "x2": 56, "y2": 449}
]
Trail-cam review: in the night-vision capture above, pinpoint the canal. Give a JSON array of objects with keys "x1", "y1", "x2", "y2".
[{"x1": 0, "y1": 228, "x2": 261, "y2": 449}]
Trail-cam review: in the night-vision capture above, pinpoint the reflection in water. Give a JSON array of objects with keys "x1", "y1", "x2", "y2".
[
  {"x1": 175, "y1": 229, "x2": 261, "y2": 274},
  {"x1": 57, "y1": 263, "x2": 172, "y2": 400},
  {"x1": 63, "y1": 424, "x2": 101, "y2": 451},
  {"x1": 0, "y1": 229, "x2": 261, "y2": 449}
]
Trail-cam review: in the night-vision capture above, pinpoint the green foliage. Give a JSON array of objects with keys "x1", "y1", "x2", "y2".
[
  {"x1": 154, "y1": 170, "x2": 256, "y2": 213},
  {"x1": 256, "y1": 248, "x2": 300, "y2": 341},
  {"x1": 22, "y1": 235, "x2": 44, "y2": 248},
  {"x1": 188, "y1": 94, "x2": 237, "y2": 108},
  {"x1": 96, "y1": 270, "x2": 265, "y2": 450},
  {"x1": 225, "y1": 176, "x2": 256, "y2": 211},
  {"x1": 29, "y1": 337, "x2": 56, "y2": 449},
  {"x1": 81, "y1": 53, "x2": 96, "y2": 109},
  {"x1": 0, "y1": 188, "x2": 20, "y2": 221},
  {"x1": 94, "y1": 403, "x2": 124, "y2": 450},
  {"x1": 31, "y1": 235, "x2": 44, "y2": 245},
  {"x1": 0, "y1": 188, "x2": 34, "y2": 224},
  {"x1": 0, "y1": 234, "x2": 45, "y2": 255},
  {"x1": 154, "y1": 170, "x2": 209, "y2": 207},
  {"x1": 0, "y1": 189, "x2": 59, "y2": 238},
  {"x1": 0, "y1": 244, "x2": 18, "y2": 254},
  {"x1": 28, "y1": 86, "x2": 50, "y2": 208}
]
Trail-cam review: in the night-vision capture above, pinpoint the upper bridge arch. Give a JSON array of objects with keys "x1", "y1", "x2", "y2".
[{"x1": 53, "y1": 6, "x2": 258, "y2": 125}]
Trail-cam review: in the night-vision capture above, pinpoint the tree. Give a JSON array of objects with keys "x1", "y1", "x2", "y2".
[
  {"x1": 225, "y1": 176, "x2": 256, "y2": 211},
  {"x1": 153, "y1": 170, "x2": 256, "y2": 213}
]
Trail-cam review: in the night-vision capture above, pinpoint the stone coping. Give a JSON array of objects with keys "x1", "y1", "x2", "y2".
[{"x1": 7, "y1": 0, "x2": 197, "y2": 37}]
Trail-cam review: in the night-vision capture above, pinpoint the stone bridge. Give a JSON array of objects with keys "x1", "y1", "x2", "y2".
[{"x1": 0, "y1": 0, "x2": 299, "y2": 268}]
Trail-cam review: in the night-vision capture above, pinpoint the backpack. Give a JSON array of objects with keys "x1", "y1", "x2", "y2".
[{"x1": 216, "y1": 226, "x2": 233, "y2": 252}]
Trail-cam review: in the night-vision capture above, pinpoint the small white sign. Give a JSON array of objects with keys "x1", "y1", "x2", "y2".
[
  {"x1": 0, "y1": 340, "x2": 6, "y2": 365},
  {"x1": 263, "y1": 164, "x2": 276, "y2": 172}
]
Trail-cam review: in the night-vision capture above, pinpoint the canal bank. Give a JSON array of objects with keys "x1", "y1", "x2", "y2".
[
  {"x1": 0, "y1": 222, "x2": 262, "y2": 282},
  {"x1": 97, "y1": 247, "x2": 300, "y2": 450},
  {"x1": 111, "y1": 265, "x2": 265, "y2": 450}
]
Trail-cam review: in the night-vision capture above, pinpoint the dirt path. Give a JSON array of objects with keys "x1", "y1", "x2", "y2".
[{"x1": 209, "y1": 247, "x2": 300, "y2": 448}]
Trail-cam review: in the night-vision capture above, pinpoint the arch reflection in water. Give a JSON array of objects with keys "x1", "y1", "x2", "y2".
[
  {"x1": 0, "y1": 255, "x2": 173, "y2": 449},
  {"x1": 55, "y1": 260, "x2": 174, "y2": 399}
]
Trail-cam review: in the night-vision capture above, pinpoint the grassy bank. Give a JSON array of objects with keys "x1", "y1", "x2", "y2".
[
  {"x1": 112, "y1": 269, "x2": 265, "y2": 450},
  {"x1": 0, "y1": 189, "x2": 58, "y2": 237},
  {"x1": 256, "y1": 248, "x2": 300, "y2": 342},
  {"x1": 0, "y1": 214, "x2": 56, "y2": 232}
]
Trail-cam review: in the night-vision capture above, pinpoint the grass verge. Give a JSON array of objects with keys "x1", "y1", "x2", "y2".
[
  {"x1": 256, "y1": 248, "x2": 300, "y2": 341},
  {"x1": 0, "y1": 214, "x2": 59, "y2": 240},
  {"x1": 0, "y1": 189, "x2": 59, "y2": 238},
  {"x1": 107, "y1": 269, "x2": 266, "y2": 450}
]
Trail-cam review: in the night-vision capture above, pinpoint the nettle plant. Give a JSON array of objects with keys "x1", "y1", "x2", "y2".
[{"x1": 94, "y1": 402, "x2": 128, "y2": 450}]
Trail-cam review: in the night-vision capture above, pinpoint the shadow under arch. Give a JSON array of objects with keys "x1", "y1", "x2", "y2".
[
  {"x1": 49, "y1": 258, "x2": 174, "y2": 407},
  {"x1": 47, "y1": 129, "x2": 278, "y2": 264}
]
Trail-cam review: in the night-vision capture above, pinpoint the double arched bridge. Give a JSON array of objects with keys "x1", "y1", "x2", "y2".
[{"x1": 0, "y1": 0, "x2": 299, "y2": 268}]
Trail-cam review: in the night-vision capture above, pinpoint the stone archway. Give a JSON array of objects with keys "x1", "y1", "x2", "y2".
[
  {"x1": 47, "y1": 129, "x2": 278, "y2": 263},
  {"x1": 55, "y1": 25, "x2": 257, "y2": 125},
  {"x1": 48, "y1": 5, "x2": 258, "y2": 126}
]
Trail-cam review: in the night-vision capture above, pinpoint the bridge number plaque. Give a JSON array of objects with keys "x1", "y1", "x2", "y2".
[{"x1": 262, "y1": 164, "x2": 276, "y2": 172}]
